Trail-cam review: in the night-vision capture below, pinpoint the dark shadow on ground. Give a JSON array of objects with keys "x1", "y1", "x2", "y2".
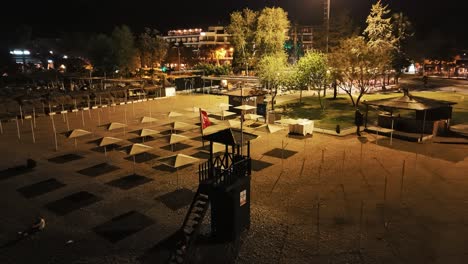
[
  {"x1": 46, "y1": 191, "x2": 102, "y2": 215},
  {"x1": 124, "y1": 153, "x2": 160, "y2": 163},
  {"x1": 368, "y1": 138, "x2": 468, "y2": 163},
  {"x1": 0, "y1": 166, "x2": 33, "y2": 181},
  {"x1": 156, "y1": 188, "x2": 194, "y2": 211},
  {"x1": 287, "y1": 133, "x2": 313, "y2": 140},
  {"x1": 161, "y1": 143, "x2": 193, "y2": 152},
  {"x1": 17, "y1": 178, "x2": 66, "y2": 198},
  {"x1": 191, "y1": 151, "x2": 210, "y2": 160},
  {"x1": 251, "y1": 159, "x2": 274, "y2": 171},
  {"x1": 48, "y1": 154, "x2": 84, "y2": 164},
  {"x1": 93, "y1": 210, "x2": 155, "y2": 243},
  {"x1": 128, "y1": 136, "x2": 158, "y2": 144},
  {"x1": 153, "y1": 164, "x2": 193, "y2": 173},
  {"x1": 263, "y1": 148, "x2": 298, "y2": 159},
  {"x1": 138, "y1": 231, "x2": 182, "y2": 264},
  {"x1": 90, "y1": 144, "x2": 122, "y2": 153},
  {"x1": 77, "y1": 163, "x2": 120, "y2": 177},
  {"x1": 106, "y1": 174, "x2": 153, "y2": 190}
]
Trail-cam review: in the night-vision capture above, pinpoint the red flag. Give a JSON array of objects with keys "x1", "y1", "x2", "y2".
[{"x1": 200, "y1": 109, "x2": 211, "y2": 130}]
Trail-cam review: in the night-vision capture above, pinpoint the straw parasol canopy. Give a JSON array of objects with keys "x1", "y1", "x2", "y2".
[
  {"x1": 218, "y1": 103, "x2": 232, "y2": 110},
  {"x1": 169, "y1": 134, "x2": 190, "y2": 145},
  {"x1": 140, "y1": 116, "x2": 158, "y2": 124},
  {"x1": 107, "y1": 122, "x2": 128, "y2": 131},
  {"x1": 66, "y1": 129, "x2": 91, "y2": 139},
  {"x1": 137, "y1": 128, "x2": 160, "y2": 137},
  {"x1": 228, "y1": 119, "x2": 241, "y2": 128},
  {"x1": 66, "y1": 129, "x2": 92, "y2": 148},
  {"x1": 234, "y1": 104, "x2": 257, "y2": 111},
  {"x1": 124, "y1": 143, "x2": 153, "y2": 156},
  {"x1": 168, "y1": 121, "x2": 194, "y2": 131},
  {"x1": 157, "y1": 153, "x2": 200, "y2": 187},
  {"x1": 167, "y1": 111, "x2": 184, "y2": 118},
  {"x1": 98, "y1": 137, "x2": 123, "y2": 147},
  {"x1": 158, "y1": 154, "x2": 200, "y2": 169},
  {"x1": 244, "y1": 113, "x2": 262, "y2": 120},
  {"x1": 255, "y1": 124, "x2": 284, "y2": 134}
]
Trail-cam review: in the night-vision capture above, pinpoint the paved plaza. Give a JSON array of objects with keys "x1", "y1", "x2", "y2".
[{"x1": 0, "y1": 93, "x2": 467, "y2": 264}]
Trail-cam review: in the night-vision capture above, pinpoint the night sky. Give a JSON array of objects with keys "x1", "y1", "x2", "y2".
[{"x1": 0, "y1": 0, "x2": 466, "y2": 48}]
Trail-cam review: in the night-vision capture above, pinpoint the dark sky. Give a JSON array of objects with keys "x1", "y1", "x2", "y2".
[{"x1": 1, "y1": 0, "x2": 466, "y2": 48}]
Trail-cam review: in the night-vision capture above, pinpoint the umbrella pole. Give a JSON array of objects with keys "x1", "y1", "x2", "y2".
[
  {"x1": 15, "y1": 117, "x2": 20, "y2": 140},
  {"x1": 133, "y1": 155, "x2": 136, "y2": 175},
  {"x1": 74, "y1": 138, "x2": 77, "y2": 148},
  {"x1": 177, "y1": 168, "x2": 179, "y2": 189},
  {"x1": 66, "y1": 113, "x2": 70, "y2": 131},
  {"x1": 30, "y1": 119, "x2": 35, "y2": 143},
  {"x1": 33, "y1": 107, "x2": 36, "y2": 128},
  {"x1": 19, "y1": 105, "x2": 23, "y2": 124},
  {"x1": 62, "y1": 104, "x2": 65, "y2": 122},
  {"x1": 97, "y1": 108, "x2": 101, "y2": 126},
  {"x1": 104, "y1": 146, "x2": 107, "y2": 157},
  {"x1": 0, "y1": 120, "x2": 3, "y2": 134},
  {"x1": 81, "y1": 110, "x2": 85, "y2": 127}
]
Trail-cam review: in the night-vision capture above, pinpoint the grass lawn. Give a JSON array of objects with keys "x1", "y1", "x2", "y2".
[{"x1": 278, "y1": 91, "x2": 468, "y2": 130}]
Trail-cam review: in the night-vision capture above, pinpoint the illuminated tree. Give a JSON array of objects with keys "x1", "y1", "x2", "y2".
[
  {"x1": 257, "y1": 52, "x2": 288, "y2": 110},
  {"x1": 255, "y1": 7, "x2": 290, "y2": 56},
  {"x1": 296, "y1": 51, "x2": 329, "y2": 110},
  {"x1": 227, "y1": 8, "x2": 258, "y2": 74}
]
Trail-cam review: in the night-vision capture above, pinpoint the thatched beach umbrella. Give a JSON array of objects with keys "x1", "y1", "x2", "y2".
[
  {"x1": 67, "y1": 129, "x2": 92, "y2": 148},
  {"x1": 123, "y1": 143, "x2": 154, "y2": 173},
  {"x1": 157, "y1": 154, "x2": 199, "y2": 188},
  {"x1": 97, "y1": 136, "x2": 124, "y2": 156}
]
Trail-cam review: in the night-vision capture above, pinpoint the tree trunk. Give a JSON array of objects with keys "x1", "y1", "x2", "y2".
[
  {"x1": 299, "y1": 87, "x2": 303, "y2": 104},
  {"x1": 333, "y1": 81, "x2": 337, "y2": 99}
]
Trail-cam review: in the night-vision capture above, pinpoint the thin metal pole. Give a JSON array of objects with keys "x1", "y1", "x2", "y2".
[
  {"x1": 390, "y1": 118, "x2": 394, "y2": 145},
  {"x1": 400, "y1": 160, "x2": 406, "y2": 204},
  {"x1": 30, "y1": 119, "x2": 35, "y2": 143},
  {"x1": 19, "y1": 105, "x2": 23, "y2": 124},
  {"x1": 81, "y1": 110, "x2": 85, "y2": 127},
  {"x1": 66, "y1": 113, "x2": 70, "y2": 131},
  {"x1": 33, "y1": 107, "x2": 36, "y2": 128},
  {"x1": 15, "y1": 117, "x2": 20, "y2": 140},
  {"x1": 0, "y1": 120, "x2": 3, "y2": 134}
]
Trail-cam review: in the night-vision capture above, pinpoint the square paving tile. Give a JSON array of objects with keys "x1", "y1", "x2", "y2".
[
  {"x1": 0, "y1": 166, "x2": 33, "y2": 181},
  {"x1": 156, "y1": 188, "x2": 194, "y2": 211},
  {"x1": 48, "y1": 154, "x2": 84, "y2": 164},
  {"x1": 77, "y1": 163, "x2": 120, "y2": 177},
  {"x1": 263, "y1": 148, "x2": 298, "y2": 159},
  {"x1": 106, "y1": 174, "x2": 153, "y2": 190},
  {"x1": 17, "y1": 178, "x2": 66, "y2": 198},
  {"x1": 46, "y1": 191, "x2": 102, "y2": 215},
  {"x1": 251, "y1": 159, "x2": 274, "y2": 172},
  {"x1": 93, "y1": 210, "x2": 155, "y2": 243},
  {"x1": 124, "y1": 153, "x2": 159, "y2": 163}
]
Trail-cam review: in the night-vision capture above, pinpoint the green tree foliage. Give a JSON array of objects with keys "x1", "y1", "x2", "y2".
[
  {"x1": 255, "y1": 7, "x2": 290, "y2": 56},
  {"x1": 364, "y1": 0, "x2": 394, "y2": 46},
  {"x1": 363, "y1": 0, "x2": 395, "y2": 88},
  {"x1": 296, "y1": 51, "x2": 329, "y2": 110},
  {"x1": 88, "y1": 34, "x2": 114, "y2": 73},
  {"x1": 391, "y1": 12, "x2": 413, "y2": 83},
  {"x1": 329, "y1": 36, "x2": 381, "y2": 107},
  {"x1": 227, "y1": 8, "x2": 258, "y2": 74},
  {"x1": 194, "y1": 63, "x2": 231, "y2": 76},
  {"x1": 138, "y1": 28, "x2": 168, "y2": 68},
  {"x1": 257, "y1": 52, "x2": 288, "y2": 110},
  {"x1": 315, "y1": 10, "x2": 359, "y2": 52},
  {"x1": 111, "y1": 25, "x2": 137, "y2": 75}
]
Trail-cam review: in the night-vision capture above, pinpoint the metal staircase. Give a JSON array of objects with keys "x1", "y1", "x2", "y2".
[{"x1": 168, "y1": 185, "x2": 210, "y2": 264}]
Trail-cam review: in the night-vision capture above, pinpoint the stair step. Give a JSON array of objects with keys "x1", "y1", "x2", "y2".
[
  {"x1": 183, "y1": 226, "x2": 194, "y2": 235},
  {"x1": 195, "y1": 200, "x2": 207, "y2": 206}
]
